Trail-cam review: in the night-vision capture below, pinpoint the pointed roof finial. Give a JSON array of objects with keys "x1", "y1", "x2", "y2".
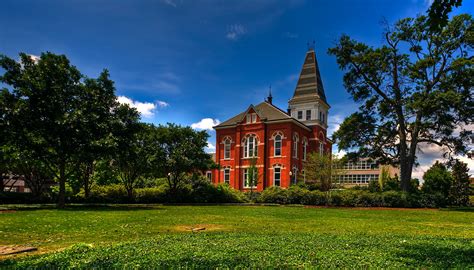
[
  {"x1": 266, "y1": 84, "x2": 273, "y2": 104},
  {"x1": 307, "y1": 40, "x2": 315, "y2": 51}
]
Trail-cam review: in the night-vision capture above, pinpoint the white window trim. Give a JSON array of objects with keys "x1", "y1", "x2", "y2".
[
  {"x1": 223, "y1": 137, "x2": 232, "y2": 160},
  {"x1": 243, "y1": 135, "x2": 258, "y2": 158},
  {"x1": 243, "y1": 168, "x2": 257, "y2": 188},
  {"x1": 273, "y1": 166, "x2": 281, "y2": 187},
  {"x1": 274, "y1": 134, "x2": 282, "y2": 157},
  {"x1": 302, "y1": 138, "x2": 308, "y2": 161},
  {"x1": 293, "y1": 134, "x2": 299, "y2": 159},
  {"x1": 223, "y1": 168, "x2": 230, "y2": 184}
]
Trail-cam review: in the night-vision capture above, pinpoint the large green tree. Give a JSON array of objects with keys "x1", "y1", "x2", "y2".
[
  {"x1": 329, "y1": 14, "x2": 473, "y2": 191},
  {"x1": 448, "y1": 159, "x2": 470, "y2": 206},
  {"x1": 111, "y1": 121, "x2": 163, "y2": 199},
  {"x1": 303, "y1": 153, "x2": 345, "y2": 191},
  {"x1": 158, "y1": 124, "x2": 212, "y2": 193},
  {"x1": 422, "y1": 161, "x2": 453, "y2": 197},
  {"x1": 0, "y1": 52, "x2": 123, "y2": 206}
]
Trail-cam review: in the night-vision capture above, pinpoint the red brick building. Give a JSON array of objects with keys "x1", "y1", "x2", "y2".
[{"x1": 211, "y1": 48, "x2": 332, "y2": 191}]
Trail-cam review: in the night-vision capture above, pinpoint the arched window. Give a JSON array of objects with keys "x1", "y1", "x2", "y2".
[
  {"x1": 273, "y1": 165, "x2": 281, "y2": 187},
  {"x1": 302, "y1": 137, "x2": 308, "y2": 161},
  {"x1": 223, "y1": 137, "x2": 231, "y2": 160},
  {"x1": 292, "y1": 133, "x2": 299, "y2": 158},
  {"x1": 243, "y1": 135, "x2": 258, "y2": 158},
  {"x1": 274, "y1": 133, "x2": 282, "y2": 156},
  {"x1": 319, "y1": 141, "x2": 324, "y2": 156}
]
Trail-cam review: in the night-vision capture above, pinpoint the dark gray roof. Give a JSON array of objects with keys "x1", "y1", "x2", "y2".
[
  {"x1": 215, "y1": 101, "x2": 292, "y2": 128},
  {"x1": 290, "y1": 49, "x2": 327, "y2": 103}
]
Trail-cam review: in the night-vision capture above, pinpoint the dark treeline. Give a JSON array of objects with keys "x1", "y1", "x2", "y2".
[{"x1": 0, "y1": 52, "x2": 214, "y2": 207}]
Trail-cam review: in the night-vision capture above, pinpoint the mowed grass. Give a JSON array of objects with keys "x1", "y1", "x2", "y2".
[{"x1": 0, "y1": 205, "x2": 473, "y2": 268}]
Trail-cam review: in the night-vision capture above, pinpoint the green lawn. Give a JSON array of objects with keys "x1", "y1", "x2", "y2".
[{"x1": 1, "y1": 205, "x2": 473, "y2": 268}]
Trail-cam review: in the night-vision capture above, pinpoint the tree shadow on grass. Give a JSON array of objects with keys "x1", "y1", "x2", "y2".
[
  {"x1": 440, "y1": 207, "x2": 474, "y2": 213},
  {"x1": 395, "y1": 241, "x2": 474, "y2": 268},
  {"x1": 60, "y1": 204, "x2": 165, "y2": 212},
  {"x1": 1, "y1": 204, "x2": 164, "y2": 212}
]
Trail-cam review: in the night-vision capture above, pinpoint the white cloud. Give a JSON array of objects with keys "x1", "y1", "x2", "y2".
[
  {"x1": 157, "y1": 100, "x2": 169, "y2": 108},
  {"x1": 413, "y1": 142, "x2": 474, "y2": 181},
  {"x1": 28, "y1": 54, "x2": 40, "y2": 63},
  {"x1": 282, "y1": 32, "x2": 298, "y2": 39},
  {"x1": 327, "y1": 114, "x2": 345, "y2": 138},
  {"x1": 161, "y1": 0, "x2": 179, "y2": 7},
  {"x1": 191, "y1": 118, "x2": 220, "y2": 131},
  {"x1": 206, "y1": 142, "x2": 216, "y2": 153},
  {"x1": 226, "y1": 24, "x2": 247, "y2": 40},
  {"x1": 117, "y1": 96, "x2": 169, "y2": 118}
]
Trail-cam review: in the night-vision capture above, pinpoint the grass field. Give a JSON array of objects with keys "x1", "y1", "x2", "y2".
[{"x1": 1, "y1": 205, "x2": 473, "y2": 268}]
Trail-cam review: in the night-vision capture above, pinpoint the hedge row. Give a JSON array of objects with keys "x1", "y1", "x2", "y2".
[
  {"x1": 257, "y1": 187, "x2": 449, "y2": 208},
  {"x1": 72, "y1": 183, "x2": 247, "y2": 204},
  {"x1": 0, "y1": 185, "x2": 455, "y2": 208}
]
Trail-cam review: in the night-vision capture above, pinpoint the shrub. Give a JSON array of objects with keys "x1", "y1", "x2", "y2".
[
  {"x1": 419, "y1": 192, "x2": 447, "y2": 208},
  {"x1": 258, "y1": 187, "x2": 289, "y2": 204},
  {"x1": 382, "y1": 191, "x2": 409, "y2": 207},
  {"x1": 368, "y1": 179, "x2": 381, "y2": 192},
  {"x1": 135, "y1": 187, "x2": 166, "y2": 203},
  {"x1": 301, "y1": 190, "x2": 327, "y2": 205},
  {"x1": 286, "y1": 186, "x2": 310, "y2": 204},
  {"x1": 338, "y1": 190, "x2": 360, "y2": 206},
  {"x1": 76, "y1": 184, "x2": 128, "y2": 203},
  {"x1": 355, "y1": 192, "x2": 383, "y2": 207}
]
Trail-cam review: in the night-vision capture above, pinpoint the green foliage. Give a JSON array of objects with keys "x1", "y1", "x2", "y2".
[
  {"x1": 422, "y1": 161, "x2": 453, "y2": 197},
  {"x1": 245, "y1": 157, "x2": 259, "y2": 193},
  {"x1": 303, "y1": 153, "x2": 344, "y2": 191},
  {"x1": 448, "y1": 159, "x2": 470, "y2": 206},
  {"x1": 329, "y1": 13, "x2": 473, "y2": 191},
  {"x1": 427, "y1": 0, "x2": 463, "y2": 31},
  {"x1": 0, "y1": 52, "x2": 131, "y2": 207}
]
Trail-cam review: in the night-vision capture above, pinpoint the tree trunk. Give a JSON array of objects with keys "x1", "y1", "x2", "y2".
[
  {"x1": 83, "y1": 161, "x2": 94, "y2": 198},
  {"x1": 399, "y1": 158, "x2": 412, "y2": 192},
  {"x1": 58, "y1": 161, "x2": 66, "y2": 208},
  {"x1": 126, "y1": 186, "x2": 133, "y2": 201},
  {"x1": 0, "y1": 171, "x2": 5, "y2": 192}
]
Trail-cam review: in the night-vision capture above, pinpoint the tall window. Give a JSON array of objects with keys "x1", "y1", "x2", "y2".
[
  {"x1": 319, "y1": 141, "x2": 324, "y2": 156},
  {"x1": 292, "y1": 167, "x2": 298, "y2": 185},
  {"x1": 303, "y1": 138, "x2": 308, "y2": 161},
  {"x1": 319, "y1": 111, "x2": 322, "y2": 121},
  {"x1": 246, "y1": 113, "x2": 257, "y2": 123},
  {"x1": 243, "y1": 135, "x2": 258, "y2": 158},
  {"x1": 223, "y1": 168, "x2": 230, "y2": 184},
  {"x1": 251, "y1": 113, "x2": 257, "y2": 123},
  {"x1": 297, "y1": 111, "x2": 303, "y2": 120},
  {"x1": 306, "y1": 110, "x2": 311, "y2": 120},
  {"x1": 274, "y1": 134, "x2": 282, "y2": 156},
  {"x1": 274, "y1": 166, "x2": 281, "y2": 186},
  {"x1": 243, "y1": 169, "x2": 257, "y2": 188},
  {"x1": 206, "y1": 172, "x2": 212, "y2": 181},
  {"x1": 224, "y1": 138, "x2": 231, "y2": 159},
  {"x1": 292, "y1": 134, "x2": 299, "y2": 158}
]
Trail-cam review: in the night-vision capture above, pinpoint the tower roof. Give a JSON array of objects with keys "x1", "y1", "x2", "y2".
[{"x1": 290, "y1": 48, "x2": 327, "y2": 104}]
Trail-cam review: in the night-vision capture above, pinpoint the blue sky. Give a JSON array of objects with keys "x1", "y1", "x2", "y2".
[{"x1": 1, "y1": 0, "x2": 472, "y2": 178}]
